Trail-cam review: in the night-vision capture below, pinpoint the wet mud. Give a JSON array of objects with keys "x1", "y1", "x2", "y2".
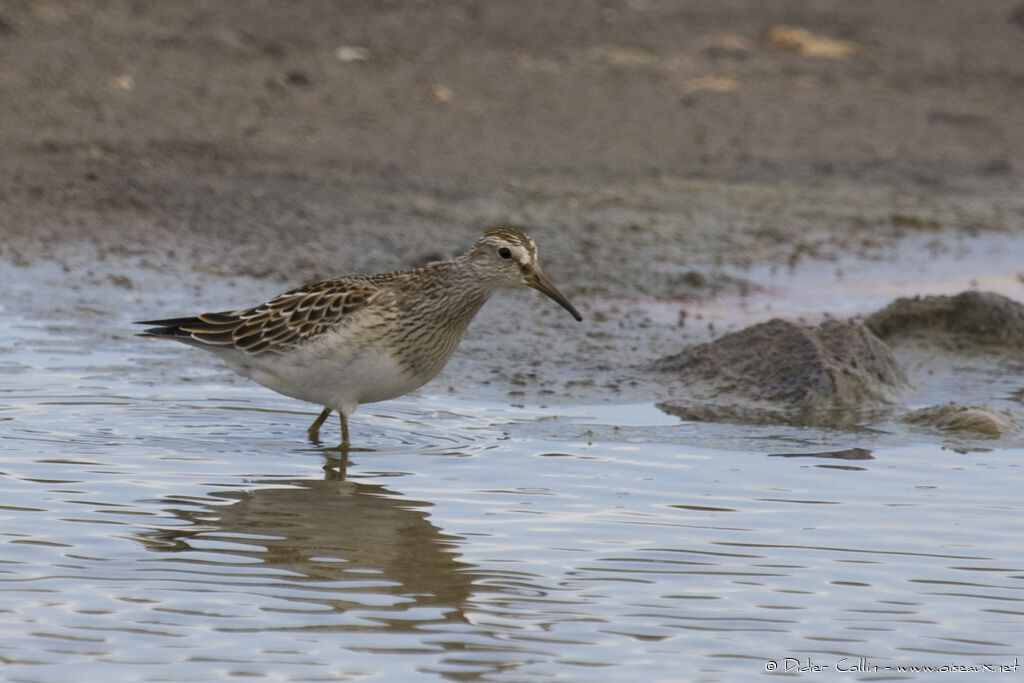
[
  {"x1": 651, "y1": 291, "x2": 1024, "y2": 440},
  {"x1": 653, "y1": 317, "x2": 907, "y2": 428},
  {"x1": 866, "y1": 291, "x2": 1024, "y2": 348}
]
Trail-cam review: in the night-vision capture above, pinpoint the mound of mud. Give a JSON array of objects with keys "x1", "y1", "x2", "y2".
[
  {"x1": 865, "y1": 291, "x2": 1024, "y2": 348},
  {"x1": 652, "y1": 317, "x2": 907, "y2": 427},
  {"x1": 903, "y1": 403, "x2": 1021, "y2": 438}
]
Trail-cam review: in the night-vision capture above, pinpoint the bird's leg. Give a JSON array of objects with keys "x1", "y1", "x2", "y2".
[
  {"x1": 308, "y1": 407, "x2": 332, "y2": 443},
  {"x1": 340, "y1": 413, "x2": 351, "y2": 451}
]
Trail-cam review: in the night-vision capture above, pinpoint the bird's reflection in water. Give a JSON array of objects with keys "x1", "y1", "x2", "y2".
[{"x1": 137, "y1": 456, "x2": 480, "y2": 628}]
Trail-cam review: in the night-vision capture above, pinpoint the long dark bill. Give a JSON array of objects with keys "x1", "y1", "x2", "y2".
[{"x1": 527, "y1": 270, "x2": 583, "y2": 322}]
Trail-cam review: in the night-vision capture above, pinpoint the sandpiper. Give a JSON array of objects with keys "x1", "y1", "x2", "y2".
[{"x1": 137, "y1": 227, "x2": 582, "y2": 448}]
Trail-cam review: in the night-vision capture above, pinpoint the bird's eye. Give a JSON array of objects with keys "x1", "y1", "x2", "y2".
[{"x1": 498, "y1": 247, "x2": 512, "y2": 260}]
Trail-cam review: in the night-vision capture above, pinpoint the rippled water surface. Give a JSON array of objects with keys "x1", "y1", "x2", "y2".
[{"x1": 3, "y1": 315, "x2": 1024, "y2": 682}]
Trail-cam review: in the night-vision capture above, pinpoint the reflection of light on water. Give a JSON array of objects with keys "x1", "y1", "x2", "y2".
[
  {"x1": 725, "y1": 232, "x2": 1024, "y2": 319},
  {"x1": 417, "y1": 397, "x2": 681, "y2": 428},
  {"x1": 635, "y1": 232, "x2": 1024, "y2": 330}
]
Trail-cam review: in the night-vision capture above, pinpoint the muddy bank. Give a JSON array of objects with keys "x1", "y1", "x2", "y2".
[
  {"x1": 3, "y1": 0, "x2": 1023, "y2": 303},
  {"x1": 3, "y1": 0, "x2": 1024, "y2": 276}
]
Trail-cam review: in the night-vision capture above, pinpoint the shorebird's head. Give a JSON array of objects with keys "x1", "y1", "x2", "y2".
[{"x1": 468, "y1": 226, "x2": 582, "y2": 322}]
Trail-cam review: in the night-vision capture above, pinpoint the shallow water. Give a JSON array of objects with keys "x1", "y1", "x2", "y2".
[
  {"x1": 2, "y1": 312, "x2": 1024, "y2": 682},
  {"x1": 649, "y1": 231, "x2": 1024, "y2": 330}
]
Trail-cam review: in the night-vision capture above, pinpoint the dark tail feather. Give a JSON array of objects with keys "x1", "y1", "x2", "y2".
[
  {"x1": 136, "y1": 317, "x2": 194, "y2": 338},
  {"x1": 135, "y1": 314, "x2": 240, "y2": 346}
]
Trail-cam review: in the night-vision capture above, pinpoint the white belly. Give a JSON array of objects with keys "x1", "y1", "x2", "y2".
[{"x1": 213, "y1": 335, "x2": 428, "y2": 417}]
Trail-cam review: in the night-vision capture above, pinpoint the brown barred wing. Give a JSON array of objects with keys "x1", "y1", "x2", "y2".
[
  {"x1": 137, "y1": 278, "x2": 385, "y2": 354},
  {"x1": 224, "y1": 279, "x2": 381, "y2": 353}
]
